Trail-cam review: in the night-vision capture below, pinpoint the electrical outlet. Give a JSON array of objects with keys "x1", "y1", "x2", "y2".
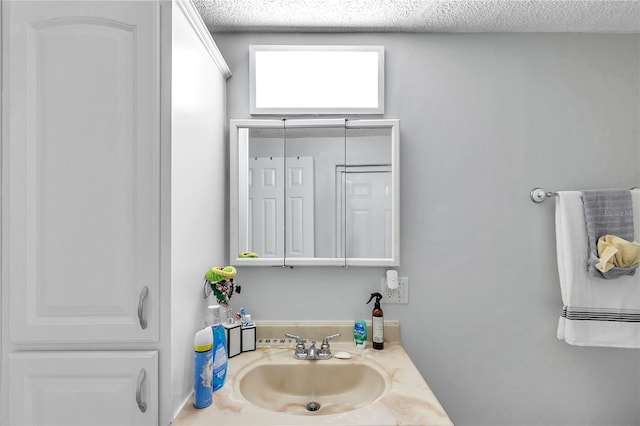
[{"x1": 380, "y1": 277, "x2": 409, "y2": 304}]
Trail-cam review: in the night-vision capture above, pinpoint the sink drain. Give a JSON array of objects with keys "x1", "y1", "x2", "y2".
[{"x1": 305, "y1": 401, "x2": 321, "y2": 412}]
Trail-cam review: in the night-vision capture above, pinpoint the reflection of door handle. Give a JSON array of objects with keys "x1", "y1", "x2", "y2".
[
  {"x1": 138, "y1": 286, "x2": 148, "y2": 329},
  {"x1": 136, "y1": 368, "x2": 147, "y2": 413}
]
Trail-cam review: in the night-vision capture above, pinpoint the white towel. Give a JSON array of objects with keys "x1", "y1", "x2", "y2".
[{"x1": 555, "y1": 190, "x2": 640, "y2": 348}]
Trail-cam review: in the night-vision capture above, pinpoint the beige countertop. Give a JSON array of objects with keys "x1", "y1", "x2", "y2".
[{"x1": 172, "y1": 321, "x2": 452, "y2": 426}]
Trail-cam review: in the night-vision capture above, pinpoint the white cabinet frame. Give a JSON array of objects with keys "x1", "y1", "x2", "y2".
[{"x1": 230, "y1": 119, "x2": 400, "y2": 267}]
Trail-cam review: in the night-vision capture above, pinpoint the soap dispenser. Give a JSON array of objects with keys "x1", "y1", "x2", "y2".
[{"x1": 366, "y1": 292, "x2": 384, "y2": 350}]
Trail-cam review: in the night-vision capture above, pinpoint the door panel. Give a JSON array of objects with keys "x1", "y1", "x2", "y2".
[
  {"x1": 248, "y1": 157, "x2": 284, "y2": 257},
  {"x1": 336, "y1": 166, "x2": 392, "y2": 258},
  {"x1": 285, "y1": 156, "x2": 314, "y2": 258},
  {"x1": 4, "y1": 1, "x2": 159, "y2": 343},
  {"x1": 8, "y1": 351, "x2": 158, "y2": 426}
]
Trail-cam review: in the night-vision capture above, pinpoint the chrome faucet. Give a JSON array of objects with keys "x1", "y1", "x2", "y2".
[
  {"x1": 285, "y1": 333, "x2": 341, "y2": 360},
  {"x1": 307, "y1": 341, "x2": 319, "y2": 360}
]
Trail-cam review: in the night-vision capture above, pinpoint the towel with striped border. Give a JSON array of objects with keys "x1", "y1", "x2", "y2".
[{"x1": 555, "y1": 190, "x2": 640, "y2": 347}]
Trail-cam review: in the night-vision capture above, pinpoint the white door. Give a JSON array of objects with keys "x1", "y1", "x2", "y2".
[
  {"x1": 337, "y1": 166, "x2": 392, "y2": 259},
  {"x1": 248, "y1": 156, "x2": 314, "y2": 258},
  {"x1": 285, "y1": 156, "x2": 315, "y2": 258},
  {"x1": 248, "y1": 157, "x2": 285, "y2": 257},
  {"x1": 3, "y1": 1, "x2": 160, "y2": 343},
  {"x1": 8, "y1": 351, "x2": 158, "y2": 426}
]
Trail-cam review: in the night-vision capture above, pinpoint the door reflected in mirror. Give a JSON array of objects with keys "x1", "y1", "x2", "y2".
[
  {"x1": 242, "y1": 127, "x2": 285, "y2": 259},
  {"x1": 341, "y1": 126, "x2": 393, "y2": 259},
  {"x1": 230, "y1": 119, "x2": 399, "y2": 267}
]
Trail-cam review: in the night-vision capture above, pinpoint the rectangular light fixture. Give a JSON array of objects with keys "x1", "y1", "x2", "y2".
[{"x1": 250, "y1": 45, "x2": 384, "y2": 115}]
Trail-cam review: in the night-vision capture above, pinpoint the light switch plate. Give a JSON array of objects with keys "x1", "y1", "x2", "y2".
[{"x1": 380, "y1": 277, "x2": 408, "y2": 304}]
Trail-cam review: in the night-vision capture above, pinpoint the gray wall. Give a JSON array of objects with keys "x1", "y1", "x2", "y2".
[{"x1": 214, "y1": 33, "x2": 640, "y2": 425}]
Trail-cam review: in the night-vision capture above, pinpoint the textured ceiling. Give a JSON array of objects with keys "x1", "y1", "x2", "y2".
[{"x1": 193, "y1": 0, "x2": 640, "y2": 33}]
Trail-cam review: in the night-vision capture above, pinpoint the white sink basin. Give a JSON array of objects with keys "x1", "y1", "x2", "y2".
[{"x1": 235, "y1": 353, "x2": 389, "y2": 416}]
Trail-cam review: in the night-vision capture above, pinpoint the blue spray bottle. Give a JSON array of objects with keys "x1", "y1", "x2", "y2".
[
  {"x1": 193, "y1": 327, "x2": 213, "y2": 408},
  {"x1": 207, "y1": 305, "x2": 228, "y2": 392}
]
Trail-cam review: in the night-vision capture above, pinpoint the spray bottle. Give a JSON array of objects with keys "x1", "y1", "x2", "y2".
[
  {"x1": 207, "y1": 304, "x2": 228, "y2": 391},
  {"x1": 366, "y1": 292, "x2": 384, "y2": 350},
  {"x1": 193, "y1": 327, "x2": 213, "y2": 408}
]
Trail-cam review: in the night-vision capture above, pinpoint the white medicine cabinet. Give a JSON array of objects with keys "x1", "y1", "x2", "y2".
[{"x1": 230, "y1": 119, "x2": 400, "y2": 267}]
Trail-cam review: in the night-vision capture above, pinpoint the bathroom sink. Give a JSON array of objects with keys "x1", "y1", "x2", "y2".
[{"x1": 236, "y1": 355, "x2": 389, "y2": 416}]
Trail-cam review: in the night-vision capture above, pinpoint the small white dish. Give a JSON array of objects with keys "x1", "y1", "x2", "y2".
[{"x1": 334, "y1": 351, "x2": 352, "y2": 359}]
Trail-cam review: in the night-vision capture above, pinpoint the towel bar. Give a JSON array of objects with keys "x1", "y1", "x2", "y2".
[
  {"x1": 530, "y1": 188, "x2": 558, "y2": 203},
  {"x1": 531, "y1": 187, "x2": 640, "y2": 204}
]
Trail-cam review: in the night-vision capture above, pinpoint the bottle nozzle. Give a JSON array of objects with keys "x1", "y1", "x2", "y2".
[{"x1": 366, "y1": 292, "x2": 383, "y2": 304}]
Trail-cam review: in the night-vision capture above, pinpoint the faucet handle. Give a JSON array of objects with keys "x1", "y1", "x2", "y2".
[
  {"x1": 285, "y1": 333, "x2": 304, "y2": 343},
  {"x1": 319, "y1": 333, "x2": 341, "y2": 359},
  {"x1": 285, "y1": 333, "x2": 308, "y2": 359},
  {"x1": 322, "y1": 333, "x2": 341, "y2": 344}
]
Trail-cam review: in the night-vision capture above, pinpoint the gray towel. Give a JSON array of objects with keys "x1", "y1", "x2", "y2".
[{"x1": 582, "y1": 189, "x2": 636, "y2": 279}]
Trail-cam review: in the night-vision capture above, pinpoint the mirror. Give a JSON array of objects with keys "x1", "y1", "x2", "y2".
[{"x1": 230, "y1": 119, "x2": 399, "y2": 266}]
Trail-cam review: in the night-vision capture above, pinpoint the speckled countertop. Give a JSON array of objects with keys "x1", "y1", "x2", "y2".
[{"x1": 172, "y1": 321, "x2": 452, "y2": 426}]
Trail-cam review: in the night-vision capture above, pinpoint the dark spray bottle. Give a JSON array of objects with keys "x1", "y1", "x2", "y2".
[{"x1": 366, "y1": 292, "x2": 384, "y2": 350}]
